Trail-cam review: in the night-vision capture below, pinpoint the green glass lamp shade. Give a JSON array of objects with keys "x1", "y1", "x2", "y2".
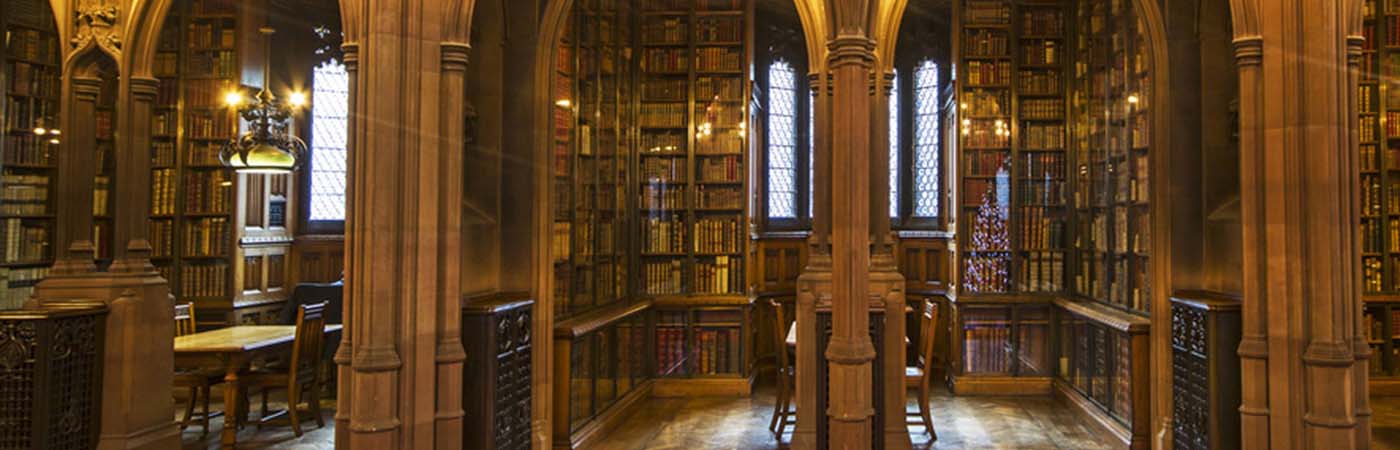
[{"x1": 226, "y1": 142, "x2": 297, "y2": 174}]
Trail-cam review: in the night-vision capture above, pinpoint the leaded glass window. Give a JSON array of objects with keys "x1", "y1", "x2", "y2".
[
  {"x1": 309, "y1": 60, "x2": 349, "y2": 221},
  {"x1": 767, "y1": 60, "x2": 798, "y2": 219},
  {"x1": 889, "y1": 70, "x2": 900, "y2": 218},
  {"x1": 913, "y1": 60, "x2": 940, "y2": 217}
]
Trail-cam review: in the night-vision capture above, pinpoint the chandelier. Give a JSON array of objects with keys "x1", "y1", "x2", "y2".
[{"x1": 219, "y1": 27, "x2": 308, "y2": 174}]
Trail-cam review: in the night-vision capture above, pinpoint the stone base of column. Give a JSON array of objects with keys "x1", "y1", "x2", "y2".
[{"x1": 31, "y1": 270, "x2": 179, "y2": 450}]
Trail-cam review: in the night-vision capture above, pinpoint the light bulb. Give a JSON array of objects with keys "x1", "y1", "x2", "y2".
[
  {"x1": 32, "y1": 127, "x2": 46, "y2": 136},
  {"x1": 48, "y1": 138, "x2": 60, "y2": 145},
  {"x1": 224, "y1": 91, "x2": 244, "y2": 107},
  {"x1": 48, "y1": 129, "x2": 60, "y2": 136},
  {"x1": 555, "y1": 99, "x2": 572, "y2": 108},
  {"x1": 1127, "y1": 94, "x2": 1140, "y2": 105},
  {"x1": 288, "y1": 91, "x2": 308, "y2": 108}
]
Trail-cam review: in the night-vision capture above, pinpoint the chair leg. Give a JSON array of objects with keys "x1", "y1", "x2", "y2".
[
  {"x1": 180, "y1": 387, "x2": 197, "y2": 431},
  {"x1": 310, "y1": 381, "x2": 325, "y2": 428},
  {"x1": 200, "y1": 385, "x2": 211, "y2": 436},
  {"x1": 775, "y1": 375, "x2": 792, "y2": 438},
  {"x1": 768, "y1": 375, "x2": 783, "y2": 433},
  {"x1": 919, "y1": 379, "x2": 935, "y2": 440},
  {"x1": 289, "y1": 385, "x2": 304, "y2": 437}
]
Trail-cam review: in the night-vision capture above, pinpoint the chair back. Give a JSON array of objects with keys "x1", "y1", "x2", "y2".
[
  {"x1": 769, "y1": 298, "x2": 790, "y2": 371},
  {"x1": 918, "y1": 299, "x2": 940, "y2": 382},
  {"x1": 174, "y1": 302, "x2": 197, "y2": 337},
  {"x1": 289, "y1": 302, "x2": 329, "y2": 388}
]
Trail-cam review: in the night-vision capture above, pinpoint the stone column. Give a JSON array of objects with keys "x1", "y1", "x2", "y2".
[
  {"x1": 1347, "y1": 32, "x2": 1374, "y2": 449},
  {"x1": 334, "y1": 41, "x2": 359, "y2": 448},
  {"x1": 1236, "y1": 1, "x2": 1368, "y2": 448},
  {"x1": 792, "y1": 71, "x2": 831, "y2": 450},
  {"x1": 871, "y1": 69, "x2": 910, "y2": 450},
  {"x1": 339, "y1": 1, "x2": 471, "y2": 448},
  {"x1": 825, "y1": 31, "x2": 877, "y2": 448},
  {"x1": 51, "y1": 76, "x2": 101, "y2": 275},
  {"x1": 109, "y1": 76, "x2": 160, "y2": 273}
]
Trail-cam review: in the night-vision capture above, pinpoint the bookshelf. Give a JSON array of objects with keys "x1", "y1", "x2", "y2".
[
  {"x1": 550, "y1": 0, "x2": 752, "y2": 352},
  {"x1": 93, "y1": 72, "x2": 117, "y2": 266},
  {"x1": 1069, "y1": 0, "x2": 1151, "y2": 316},
  {"x1": 1356, "y1": 0, "x2": 1400, "y2": 389},
  {"x1": 150, "y1": 0, "x2": 288, "y2": 327},
  {"x1": 0, "y1": 0, "x2": 60, "y2": 308}
]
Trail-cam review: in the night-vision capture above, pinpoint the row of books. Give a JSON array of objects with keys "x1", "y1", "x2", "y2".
[
  {"x1": 0, "y1": 219, "x2": 49, "y2": 263},
  {"x1": 642, "y1": 218, "x2": 687, "y2": 253},
  {"x1": 963, "y1": 125, "x2": 1011, "y2": 149},
  {"x1": 697, "y1": 135, "x2": 743, "y2": 154},
  {"x1": 183, "y1": 170, "x2": 232, "y2": 214},
  {"x1": 643, "y1": 48, "x2": 690, "y2": 72},
  {"x1": 1018, "y1": 251, "x2": 1065, "y2": 292},
  {"x1": 183, "y1": 217, "x2": 230, "y2": 257},
  {"x1": 5, "y1": 28, "x2": 58, "y2": 63},
  {"x1": 185, "y1": 79, "x2": 239, "y2": 108},
  {"x1": 6, "y1": 62, "x2": 59, "y2": 98},
  {"x1": 2, "y1": 135, "x2": 53, "y2": 166},
  {"x1": 93, "y1": 176, "x2": 111, "y2": 216},
  {"x1": 150, "y1": 219, "x2": 175, "y2": 258},
  {"x1": 697, "y1": 186, "x2": 742, "y2": 209},
  {"x1": 640, "y1": 103, "x2": 687, "y2": 127},
  {"x1": 964, "y1": 89, "x2": 1010, "y2": 116},
  {"x1": 641, "y1": 185, "x2": 685, "y2": 210},
  {"x1": 695, "y1": 48, "x2": 743, "y2": 72},
  {"x1": 964, "y1": 30, "x2": 1009, "y2": 57},
  {"x1": 1021, "y1": 40, "x2": 1059, "y2": 66},
  {"x1": 964, "y1": 1, "x2": 1012, "y2": 24},
  {"x1": 642, "y1": 132, "x2": 687, "y2": 152},
  {"x1": 968, "y1": 59, "x2": 1013, "y2": 85},
  {"x1": 642, "y1": 18, "x2": 688, "y2": 43},
  {"x1": 152, "y1": 142, "x2": 178, "y2": 167},
  {"x1": 697, "y1": 76, "x2": 744, "y2": 101},
  {"x1": 1022, "y1": 124, "x2": 1065, "y2": 150},
  {"x1": 644, "y1": 260, "x2": 684, "y2": 295},
  {"x1": 642, "y1": 158, "x2": 686, "y2": 181},
  {"x1": 697, "y1": 104, "x2": 744, "y2": 126},
  {"x1": 694, "y1": 17, "x2": 742, "y2": 43},
  {"x1": 697, "y1": 155, "x2": 741, "y2": 182},
  {"x1": 1, "y1": 174, "x2": 48, "y2": 204},
  {"x1": 693, "y1": 218, "x2": 741, "y2": 253},
  {"x1": 642, "y1": 79, "x2": 688, "y2": 101},
  {"x1": 688, "y1": 327, "x2": 741, "y2": 375},
  {"x1": 656, "y1": 325, "x2": 688, "y2": 376},
  {"x1": 5, "y1": 266, "x2": 48, "y2": 288},
  {"x1": 180, "y1": 263, "x2": 227, "y2": 297},
  {"x1": 185, "y1": 111, "x2": 235, "y2": 140},
  {"x1": 1016, "y1": 178, "x2": 1064, "y2": 206},
  {"x1": 1390, "y1": 218, "x2": 1400, "y2": 253},
  {"x1": 552, "y1": 222, "x2": 571, "y2": 262},
  {"x1": 963, "y1": 326, "x2": 1012, "y2": 373},
  {"x1": 1021, "y1": 99, "x2": 1064, "y2": 120},
  {"x1": 186, "y1": 22, "x2": 237, "y2": 49},
  {"x1": 3, "y1": 98, "x2": 55, "y2": 131},
  {"x1": 1019, "y1": 70, "x2": 1061, "y2": 95},
  {"x1": 187, "y1": 51, "x2": 239, "y2": 78},
  {"x1": 1022, "y1": 8, "x2": 1065, "y2": 36},
  {"x1": 694, "y1": 256, "x2": 739, "y2": 294},
  {"x1": 1017, "y1": 207, "x2": 1066, "y2": 249},
  {"x1": 151, "y1": 169, "x2": 179, "y2": 215}
]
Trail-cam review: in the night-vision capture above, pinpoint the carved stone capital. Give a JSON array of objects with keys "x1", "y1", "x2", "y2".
[
  {"x1": 71, "y1": 0, "x2": 122, "y2": 55},
  {"x1": 441, "y1": 42, "x2": 471, "y2": 71},
  {"x1": 342, "y1": 43, "x2": 361, "y2": 70},
  {"x1": 129, "y1": 77, "x2": 160, "y2": 100},
  {"x1": 1302, "y1": 340, "x2": 1355, "y2": 367},
  {"x1": 827, "y1": 35, "x2": 876, "y2": 70},
  {"x1": 1237, "y1": 333, "x2": 1269, "y2": 359},
  {"x1": 1232, "y1": 36, "x2": 1263, "y2": 67},
  {"x1": 72, "y1": 76, "x2": 103, "y2": 99},
  {"x1": 352, "y1": 343, "x2": 404, "y2": 372},
  {"x1": 1348, "y1": 35, "x2": 1366, "y2": 67}
]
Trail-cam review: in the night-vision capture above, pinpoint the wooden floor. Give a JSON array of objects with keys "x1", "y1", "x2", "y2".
[{"x1": 178, "y1": 388, "x2": 1400, "y2": 450}]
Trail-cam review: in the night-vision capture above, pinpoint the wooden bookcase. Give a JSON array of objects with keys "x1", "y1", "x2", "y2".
[
  {"x1": 150, "y1": 0, "x2": 292, "y2": 327},
  {"x1": 0, "y1": 0, "x2": 60, "y2": 308},
  {"x1": 1356, "y1": 0, "x2": 1400, "y2": 391},
  {"x1": 94, "y1": 73, "x2": 117, "y2": 266}
]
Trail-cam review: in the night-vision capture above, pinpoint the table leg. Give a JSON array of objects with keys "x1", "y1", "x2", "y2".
[{"x1": 222, "y1": 364, "x2": 240, "y2": 449}]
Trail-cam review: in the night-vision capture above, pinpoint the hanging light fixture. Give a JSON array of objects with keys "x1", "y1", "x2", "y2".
[
  {"x1": 220, "y1": 27, "x2": 308, "y2": 174},
  {"x1": 32, "y1": 118, "x2": 60, "y2": 145}
]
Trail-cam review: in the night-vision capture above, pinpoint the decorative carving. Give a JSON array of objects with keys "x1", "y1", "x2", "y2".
[{"x1": 71, "y1": 0, "x2": 122, "y2": 54}]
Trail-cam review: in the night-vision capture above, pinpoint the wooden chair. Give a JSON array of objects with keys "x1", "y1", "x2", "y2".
[
  {"x1": 243, "y1": 302, "x2": 328, "y2": 437},
  {"x1": 905, "y1": 298, "x2": 939, "y2": 439},
  {"x1": 173, "y1": 302, "x2": 221, "y2": 435},
  {"x1": 767, "y1": 298, "x2": 796, "y2": 439}
]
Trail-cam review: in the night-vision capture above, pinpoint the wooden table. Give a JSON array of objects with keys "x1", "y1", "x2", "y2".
[{"x1": 175, "y1": 325, "x2": 343, "y2": 449}]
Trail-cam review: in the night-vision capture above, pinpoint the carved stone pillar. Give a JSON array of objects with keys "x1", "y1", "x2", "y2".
[
  {"x1": 109, "y1": 76, "x2": 160, "y2": 273},
  {"x1": 334, "y1": 42, "x2": 358, "y2": 448},
  {"x1": 871, "y1": 69, "x2": 910, "y2": 450},
  {"x1": 825, "y1": 32, "x2": 877, "y2": 447},
  {"x1": 339, "y1": 1, "x2": 471, "y2": 448},
  {"x1": 1237, "y1": 1, "x2": 1368, "y2": 448},
  {"x1": 1347, "y1": 33, "x2": 1374, "y2": 450},
  {"x1": 52, "y1": 76, "x2": 101, "y2": 275},
  {"x1": 1233, "y1": 35, "x2": 1270, "y2": 448},
  {"x1": 792, "y1": 72, "x2": 831, "y2": 450}
]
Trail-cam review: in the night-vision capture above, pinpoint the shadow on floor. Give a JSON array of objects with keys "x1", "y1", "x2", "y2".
[{"x1": 176, "y1": 390, "x2": 335, "y2": 450}]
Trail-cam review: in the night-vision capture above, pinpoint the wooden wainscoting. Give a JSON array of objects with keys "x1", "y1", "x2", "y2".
[
  {"x1": 895, "y1": 231, "x2": 953, "y2": 296},
  {"x1": 291, "y1": 234, "x2": 345, "y2": 285}
]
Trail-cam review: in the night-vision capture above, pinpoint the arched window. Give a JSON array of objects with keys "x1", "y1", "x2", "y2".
[
  {"x1": 308, "y1": 59, "x2": 349, "y2": 222},
  {"x1": 912, "y1": 60, "x2": 940, "y2": 218},
  {"x1": 889, "y1": 70, "x2": 901, "y2": 218},
  {"x1": 767, "y1": 60, "x2": 798, "y2": 219}
]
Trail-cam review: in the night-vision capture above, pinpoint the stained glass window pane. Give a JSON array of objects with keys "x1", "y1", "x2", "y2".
[
  {"x1": 913, "y1": 60, "x2": 940, "y2": 217},
  {"x1": 309, "y1": 60, "x2": 349, "y2": 221},
  {"x1": 889, "y1": 70, "x2": 900, "y2": 218},
  {"x1": 768, "y1": 61, "x2": 798, "y2": 219}
]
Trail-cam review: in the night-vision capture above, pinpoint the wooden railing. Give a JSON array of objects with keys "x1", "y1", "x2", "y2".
[
  {"x1": 551, "y1": 300, "x2": 652, "y2": 450},
  {"x1": 0, "y1": 301, "x2": 107, "y2": 450},
  {"x1": 1053, "y1": 298, "x2": 1150, "y2": 450}
]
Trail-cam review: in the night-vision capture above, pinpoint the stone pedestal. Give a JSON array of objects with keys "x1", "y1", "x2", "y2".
[{"x1": 31, "y1": 271, "x2": 178, "y2": 450}]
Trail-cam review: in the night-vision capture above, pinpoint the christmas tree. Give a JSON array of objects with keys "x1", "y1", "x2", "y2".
[{"x1": 965, "y1": 166, "x2": 1010, "y2": 293}]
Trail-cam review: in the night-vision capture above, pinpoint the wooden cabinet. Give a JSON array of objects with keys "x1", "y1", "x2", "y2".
[
  {"x1": 947, "y1": 296, "x2": 1053, "y2": 395},
  {"x1": 463, "y1": 294, "x2": 534, "y2": 450},
  {"x1": 1170, "y1": 295, "x2": 1241, "y2": 450},
  {"x1": 1054, "y1": 298, "x2": 1149, "y2": 450},
  {"x1": 552, "y1": 300, "x2": 652, "y2": 450}
]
